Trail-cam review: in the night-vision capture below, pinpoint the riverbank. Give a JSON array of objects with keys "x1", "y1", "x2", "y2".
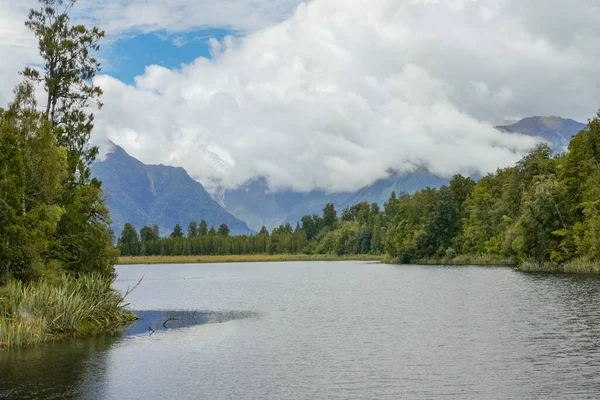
[
  {"x1": 517, "y1": 258, "x2": 600, "y2": 274},
  {"x1": 382, "y1": 254, "x2": 516, "y2": 267},
  {"x1": 0, "y1": 274, "x2": 137, "y2": 349},
  {"x1": 118, "y1": 254, "x2": 385, "y2": 265}
]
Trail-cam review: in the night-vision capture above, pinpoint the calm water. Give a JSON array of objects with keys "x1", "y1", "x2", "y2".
[{"x1": 2, "y1": 261, "x2": 600, "y2": 399}]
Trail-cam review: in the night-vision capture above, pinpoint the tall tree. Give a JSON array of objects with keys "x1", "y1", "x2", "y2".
[
  {"x1": 323, "y1": 203, "x2": 337, "y2": 229},
  {"x1": 23, "y1": 0, "x2": 104, "y2": 177},
  {"x1": 187, "y1": 221, "x2": 198, "y2": 238},
  {"x1": 170, "y1": 224, "x2": 184, "y2": 238},
  {"x1": 118, "y1": 223, "x2": 140, "y2": 256},
  {"x1": 198, "y1": 220, "x2": 208, "y2": 236},
  {"x1": 140, "y1": 225, "x2": 159, "y2": 242},
  {"x1": 217, "y1": 224, "x2": 230, "y2": 237},
  {"x1": 23, "y1": 0, "x2": 115, "y2": 275}
]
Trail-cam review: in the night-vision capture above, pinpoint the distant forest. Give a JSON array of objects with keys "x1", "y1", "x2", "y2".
[{"x1": 119, "y1": 114, "x2": 600, "y2": 268}]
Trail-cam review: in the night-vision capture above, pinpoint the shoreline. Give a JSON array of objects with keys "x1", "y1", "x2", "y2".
[{"x1": 117, "y1": 254, "x2": 386, "y2": 265}]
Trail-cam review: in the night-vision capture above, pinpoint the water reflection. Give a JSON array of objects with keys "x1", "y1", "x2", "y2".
[
  {"x1": 2, "y1": 262, "x2": 600, "y2": 399},
  {"x1": 0, "y1": 335, "x2": 118, "y2": 400},
  {"x1": 0, "y1": 309, "x2": 257, "y2": 399}
]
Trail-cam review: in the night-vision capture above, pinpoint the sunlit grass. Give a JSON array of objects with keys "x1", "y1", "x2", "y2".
[
  {"x1": 118, "y1": 254, "x2": 385, "y2": 265},
  {"x1": 0, "y1": 273, "x2": 138, "y2": 349}
]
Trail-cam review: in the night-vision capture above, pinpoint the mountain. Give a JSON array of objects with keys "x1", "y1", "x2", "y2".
[
  {"x1": 96, "y1": 116, "x2": 584, "y2": 235},
  {"x1": 216, "y1": 178, "x2": 352, "y2": 231},
  {"x1": 92, "y1": 144, "x2": 253, "y2": 238},
  {"x1": 217, "y1": 171, "x2": 449, "y2": 231},
  {"x1": 497, "y1": 116, "x2": 586, "y2": 153},
  {"x1": 342, "y1": 169, "x2": 450, "y2": 207}
]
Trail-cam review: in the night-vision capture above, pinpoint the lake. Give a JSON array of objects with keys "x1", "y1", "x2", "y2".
[{"x1": 2, "y1": 261, "x2": 600, "y2": 399}]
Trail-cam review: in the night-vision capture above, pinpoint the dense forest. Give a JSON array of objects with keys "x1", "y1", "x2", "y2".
[
  {"x1": 119, "y1": 115, "x2": 600, "y2": 271},
  {"x1": 0, "y1": 0, "x2": 135, "y2": 348}
]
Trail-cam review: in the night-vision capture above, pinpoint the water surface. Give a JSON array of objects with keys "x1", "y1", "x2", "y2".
[{"x1": 2, "y1": 261, "x2": 600, "y2": 399}]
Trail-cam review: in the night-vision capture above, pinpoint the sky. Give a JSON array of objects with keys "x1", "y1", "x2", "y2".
[{"x1": 1, "y1": 0, "x2": 599, "y2": 193}]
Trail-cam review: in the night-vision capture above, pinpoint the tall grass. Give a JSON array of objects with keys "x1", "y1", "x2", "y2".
[
  {"x1": 118, "y1": 253, "x2": 385, "y2": 265},
  {"x1": 390, "y1": 254, "x2": 515, "y2": 266},
  {"x1": 0, "y1": 273, "x2": 138, "y2": 348},
  {"x1": 518, "y1": 258, "x2": 600, "y2": 274}
]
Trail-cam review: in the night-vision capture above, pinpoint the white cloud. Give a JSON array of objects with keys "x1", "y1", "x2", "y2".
[{"x1": 2, "y1": 0, "x2": 600, "y2": 193}]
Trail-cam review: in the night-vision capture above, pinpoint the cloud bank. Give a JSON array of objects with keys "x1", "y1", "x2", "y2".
[{"x1": 3, "y1": 0, "x2": 600, "y2": 192}]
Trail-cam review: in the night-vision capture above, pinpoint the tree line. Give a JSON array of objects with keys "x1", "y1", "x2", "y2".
[{"x1": 119, "y1": 114, "x2": 600, "y2": 267}]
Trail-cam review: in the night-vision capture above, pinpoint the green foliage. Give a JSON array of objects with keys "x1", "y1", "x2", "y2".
[{"x1": 0, "y1": 83, "x2": 67, "y2": 282}]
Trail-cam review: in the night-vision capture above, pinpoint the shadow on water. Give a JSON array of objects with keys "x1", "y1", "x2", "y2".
[
  {"x1": 0, "y1": 309, "x2": 258, "y2": 399},
  {"x1": 128, "y1": 309, "x2": 259, "y2": 336}
]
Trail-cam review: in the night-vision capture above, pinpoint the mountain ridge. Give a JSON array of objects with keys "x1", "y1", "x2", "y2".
[
  {"x1": 92, "y1": 145, "x2": 253, "y2": 238},
  {"x1": 98, "y1": 116, "x2": 587, "y2": 234},
  {"x1": 497, "y1": 116, "x2": 586, "y2": 153}
]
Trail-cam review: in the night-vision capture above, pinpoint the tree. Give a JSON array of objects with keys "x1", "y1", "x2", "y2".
[
  {"x1": 217, "y1": 224, "x2": 230, "y2": 237},
  {"x1": 198, "y1": 220, "x2": 208, "y2": 236},
  {"x1": 208, "y1": 226, "x2": 216, "y2": 236},
  {"x1": 170, "y1": 224, "x2": 184, "y2": 238},
  {"x1": 187, "y1": 221, "x2": 198, "y2": 238},
  {"x1": 118, "y1": 223, "x2": 140, "y2": 256},
  {"x1": 323, "y1": 203, "x2": 337, "y2": 229},
  {"x1": 23, "y1": 0, "x2": 105, "y2": 178},
  {"x1": 22, "y1": 0, "x2": 115, "y2": 276},
  {"x1": 140, "y1": 225, "x2": 159, "y2": 242},
  {"x1": 258, "y1": 226, "x2": 269, "y2": 236},
  {"x1": 0, "y1": 83, "x2": 67, "y2": 281},
  {"x1": 301, "y1": 215, "x2": 318, "y2": 241}
]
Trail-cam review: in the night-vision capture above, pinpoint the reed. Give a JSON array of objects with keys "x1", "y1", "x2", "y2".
[
  {"x1": 392, "y1": 254, "x2": 515, "y2": 266},
  {"x1": 517, "y1": 258, "x2": 600, "y2": 274},
  {"x1": 0, "y1": 273, "x2": 138, "y2": 349},
  {"x1": 118, "y1": 254, "x2": 385, "y2": 265}
]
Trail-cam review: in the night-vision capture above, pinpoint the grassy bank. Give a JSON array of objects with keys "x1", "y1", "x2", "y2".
[
  {"x1": 384, "y1": 254, "x2": 515, "y2": 267},
  {"x1": 0, "y1": 274, "x2": 138, "y2": 349},
  {"x1": 118, "y1": 254, "x2": 385, "y2": 265},
  {"x1": 517, "y1": 258, "x2": 600, "y2": 274}
]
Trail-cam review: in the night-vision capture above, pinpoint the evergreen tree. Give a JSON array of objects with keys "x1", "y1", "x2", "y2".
[
  {"x1": 217, "y1": 224, "x2": 230, "y2": 237},
  {"x1": 118, "y1": 223, "x2": 140, "y2": 256},
  {"x1": 140, "y1": 225, "x2": 159, "y2": 242},
  {"x1": 170, "y1": 224, "x2": 184, "y2": 238},
  {"x1": 187, "y1": 221, "x2": 198, "y2": 238},
  {"x1": 198, "y1": 220, "x2": 208, "y2": 236},
  {"x1": 323, "y1": 203, "x2": 337, "y2": 229}
]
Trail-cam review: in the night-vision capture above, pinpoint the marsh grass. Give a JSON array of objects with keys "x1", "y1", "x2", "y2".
[
  {"x1": 118, "y1": 254, "x2": 385, "y2": 265},
  {"x1": 394, "y1": 254, "x2": 515, "y2": 266},
  {"x1": 0, "y1": 273, "x2": 138, "y2": 348},
  {"x1": 518, "y1": 258, "x2": 600, "y2": 274}
]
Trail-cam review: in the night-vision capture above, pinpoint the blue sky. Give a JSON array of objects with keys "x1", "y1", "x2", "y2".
[{"x1": 103, "y1": 29, "x2": 236, "y2": 84}]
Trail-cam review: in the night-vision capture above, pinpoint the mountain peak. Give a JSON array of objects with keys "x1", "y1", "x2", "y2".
[
  {"x1": 92, "y1": 145, "x2": 253, "y2": 238},
  {"x1": 497, "y1": 116, "x2": 586, "y2": 153}
]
